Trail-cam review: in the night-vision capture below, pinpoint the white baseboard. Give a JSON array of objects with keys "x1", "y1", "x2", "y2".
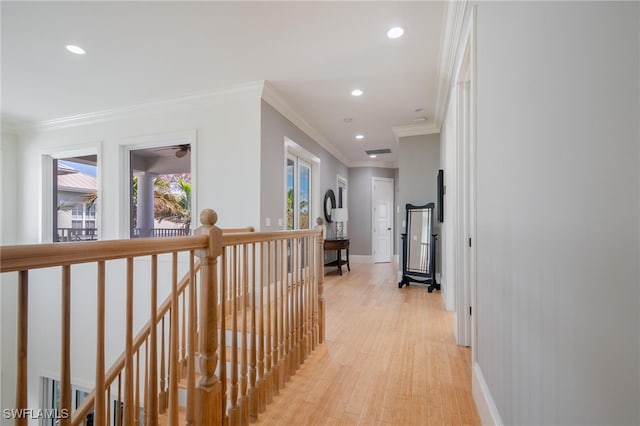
[
  {"x1": 350, "y1": 255, "x2": 373, "y2": 263},
  {"x1": 472, "y1": 362, "x2": 503, "y2": 426},
  {"x1": 394, "y1": 254, "x2": 399, "y2": 264}
]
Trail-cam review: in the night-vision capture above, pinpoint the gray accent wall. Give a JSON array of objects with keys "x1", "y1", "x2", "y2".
[
  {"x1": 348, "y1": 167, "x2": 396, "y2": 256},
  {"x1": 398, "y1": 133, "x2": 441, "y2": 275},
  {"x1": 475, "y1": 2, "x2": 639, "y2": 425},
  {"x1": 260, "y1": 100, "x2": 348, "y2": 232}
]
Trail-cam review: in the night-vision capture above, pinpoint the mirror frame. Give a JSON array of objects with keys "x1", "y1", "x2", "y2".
[
  {"x1": 324, "y1": 189, "x2": 336, "y2": 223},
  {"x1": 398, "y1": 202, "x2": 440, "y2": 292}
]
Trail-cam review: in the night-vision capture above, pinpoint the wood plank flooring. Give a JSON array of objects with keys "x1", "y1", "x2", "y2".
[{"x1": 255, "y1": 262, "x2": 481, "y2": 425}]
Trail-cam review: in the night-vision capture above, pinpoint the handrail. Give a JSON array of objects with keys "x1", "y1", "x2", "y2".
[
  {"x1": 1, "y1": 207, "x2": 324, "y2": 426},
  {"x1": 0, "y1": 236, "x2": 208, "y2": 273},
  {"x1": 0, "y1": 225, "x2": 258, "y2": 273}
]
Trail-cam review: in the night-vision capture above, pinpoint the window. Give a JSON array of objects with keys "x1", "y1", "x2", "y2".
[
  {"x1": 129, "y1": 145, "x2": 192, "y2": 238},
  {"x1": 53, "y1": 155, "x2": 98, "y2": 242},
  {"x1": 42, "y1": 377, "x2": 91, "y2": 425},
  {"x1": 287, "y1": 154, "x2": 312, "y2": 230}
]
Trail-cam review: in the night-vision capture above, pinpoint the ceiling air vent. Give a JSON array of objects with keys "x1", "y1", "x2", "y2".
[{"x1": 365, "y1": 148, "x2": 392, "y2": 155}]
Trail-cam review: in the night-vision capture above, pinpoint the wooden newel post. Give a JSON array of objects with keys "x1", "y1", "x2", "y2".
[
  {"x1": 315, "y1": 226, "x2": 325, "y2": 343},
  {"x1": 194, "y1": 209, "x2": 224, "y2": 426}
]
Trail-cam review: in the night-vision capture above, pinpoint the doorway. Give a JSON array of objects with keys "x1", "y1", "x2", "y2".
[{"x1": 372, "y1": 177, "x2": 394, "y2": 263}]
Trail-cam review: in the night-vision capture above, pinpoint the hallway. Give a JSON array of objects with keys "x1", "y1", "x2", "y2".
[{"x1": 256, "y1": 262, "x2": 480, "y2": 425}]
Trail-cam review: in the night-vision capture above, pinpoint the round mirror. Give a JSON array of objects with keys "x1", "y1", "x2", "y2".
[{"x1": 324, "y1": 190, "x2": 336, "y2": 223}]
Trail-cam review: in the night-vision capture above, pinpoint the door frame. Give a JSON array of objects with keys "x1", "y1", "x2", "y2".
[
  {"x1": 371, "y1": 177, "x2": 394, "y2": 263},
  {"x1": 451, "y1": 9, "x2": 476, "y2": 353}
]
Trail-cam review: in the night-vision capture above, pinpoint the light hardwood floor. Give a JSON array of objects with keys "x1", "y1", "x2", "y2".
[{"x1": 255, "y1": 262, "x2": 481, "y2": 425}]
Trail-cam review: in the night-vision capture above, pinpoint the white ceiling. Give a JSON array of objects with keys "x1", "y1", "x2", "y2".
[{"x1": 1, "y1": 1, "x2": 445, "y2": 165}]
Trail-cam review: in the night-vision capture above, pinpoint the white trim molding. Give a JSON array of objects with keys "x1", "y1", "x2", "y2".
[
  {"x1": 392, "y1": 123, "x2": 440, "y2": 143},
  {"x1": 262, "y1": 81, "x2": 351, "y2": 167},
  {"x1": 434, "y1": 0, "x2": 471, "y2": 128},
  {"x1": 16, "y1": 81, "x2": 264, "y2": 132},
  {"x1": 472, "y1": 363, "x2": 504, "y2": 426}
]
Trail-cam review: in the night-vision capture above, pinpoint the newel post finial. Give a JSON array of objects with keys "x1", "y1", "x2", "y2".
[{"x1": 194, "y1": 208, "x2": 223, "y2": 425}]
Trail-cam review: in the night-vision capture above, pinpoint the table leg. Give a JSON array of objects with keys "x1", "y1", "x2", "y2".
[{"x1": 337, "y1": 249, "x2": 342, "y2": 276}]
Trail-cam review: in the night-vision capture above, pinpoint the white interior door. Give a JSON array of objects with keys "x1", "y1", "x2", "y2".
[{"x1": 372, "y1": 178, "x2": 394, "y2": 263}]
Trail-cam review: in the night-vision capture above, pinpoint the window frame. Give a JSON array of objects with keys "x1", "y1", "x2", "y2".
[
  {"x1": 42, "y1": 143, "x2": 102, "y2": 243},
  {"x1": 283, "y1": 138, "x2": 320, "y2": 231},
  {"x1": 120, "y1": 130, "x2": 197, "y2": 239}
]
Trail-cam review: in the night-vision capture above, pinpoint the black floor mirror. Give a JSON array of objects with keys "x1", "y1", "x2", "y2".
[{"x1": 399, "y1": 202, "x2": 439, "y2": 292}]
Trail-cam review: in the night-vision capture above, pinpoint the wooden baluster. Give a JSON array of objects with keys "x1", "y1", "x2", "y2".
[
  {"x1": 302, "y1": 237, "x2": 308, "y2": 362},
  {"x1": 220, "y1": 249, "x2": 227, "y2": 419},
  {"x1": 240, "y1": 244, "x2": 249, "y2": 424},
  {"x1": 313, "y1": 233, "x2": 318, "y2": 348},
  {"x1": 305, "y1": 237, "x2": 315, "y2": 359},
  {"x1": 107, "y1": 384, "x2": 111, "y2": 426},
  {"x1": 290, "y1": 239, "x2": 297, "y2": 377},
  {"x1": 15, "y1": 271, "x2": 28, "y2": 426},
  {"x1": 60, "y1": 265, "x2": 71, "y2": 426},
  {"x1": 186, "y1": 251, "x2": 196, "y2": 426},
  {"x1": 149, "y1": 255, "x2": 159, "y2": 424},
  {"x1": 117, "y1": 373, "x2": 122, "y2": 426},
  {"x1": 194, "y1": 210, "x2": 223, "y2": 426},
  {"x1": 181, "y1": 284, "x2": 187, "y2": 378},
  {"x1": 265, "y1": 241, "x2": 273, "y2": 404},
  {"x1": 135, "y1": 349, "x2": 140, "y2": 426},
  {"x1": 159, "y1": 317, "x2": 166, "y2": 414},
  {"x1": 316, "y1": 230, "x2": 325, "y2": 343},
  {"x1": 124, "y1": 258, "x2": 134, "y2": 426},
  {"x1": 257, "y1": 242, "x2": 266, "y2": 413},
  {"x1": 96, "y1": 261, "x2": 106, "y2": 426},
  {"x1": 168, "y1": 252, "x2": 179, "y2": 425},
  {"x1": 248, "y1": 243, "x2": 258, "y2": 421},
  {"x1": 298, "y1": 238, "x2": 304, "y2": 368},
  {"x1": 229, "y1": 245, "x2": 239, "y2": 425},
  {"x1": 283, "y1": 240, "x2": 291, "y2": 384},
  {"x1": 272, "y1": 240, "x2": 279, "y2": 396},
  {"x1": 278, "y1": 239, "x2": 285, "y2": 388},
  {"x1": 144, "y1": 340, "x2": 149, "y2": 426}
]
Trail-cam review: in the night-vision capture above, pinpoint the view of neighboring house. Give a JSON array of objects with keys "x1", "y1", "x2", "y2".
[{"x1": 56, "y1": 161, "x2": 97, "y2": 242}]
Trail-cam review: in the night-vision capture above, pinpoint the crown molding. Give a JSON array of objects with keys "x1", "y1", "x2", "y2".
[
  {"x1": 261, "y1": 81, "x2": 351, "y2": 167},
  {"x1": 434, "y1": 0, "x2": 471, "y2": 127},
  {"x1": 14, "y1": 81, "x2": 265, "y2": 133},
  {"x1": 349, "y1": 161, "x2": 398, "y2": 169},
  {"x1": 392, "y1": 123, "x2": 440, "y2": 143}
]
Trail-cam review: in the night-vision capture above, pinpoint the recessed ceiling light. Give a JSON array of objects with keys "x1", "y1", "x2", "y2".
[
  {"x1": 355, "y1": 134, "x2": 364, "y2": 140},
  {"x1": 351, "y1": 89, "x2": 363, "y2": 97},
  {"x1": 369, "y1": 154, "x2": 377, "y2": 158},
  {"x1": 387, "y1": 27, "x2": 405, "y2": 39},
  {"x1": 66, "y1": 45, "x2": 86, "y2": 55}
]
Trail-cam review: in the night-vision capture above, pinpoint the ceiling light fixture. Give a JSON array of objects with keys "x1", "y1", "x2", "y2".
[
  {"x1": 387, "y1": 27, "x2": 405, "y2": 39},
  {"x1": 351, "y1": 89, "x2": 363, "y2": 97},
  {"x1": 355, "y1": 134, "x2": 364, "y2": 140},
  {"x1": 66, "y1": 45, "x2": 86, "y2": 55},
  {"x1": 369, "y1": 154, "x2": 377, "y2": 158}
]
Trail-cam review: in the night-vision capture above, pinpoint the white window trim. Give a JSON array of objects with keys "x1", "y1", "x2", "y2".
[
  {"x1": 41, "y1": 142, "x2": 103, "y2": 243},
  {"x1": 119, "y1": 129, "x2": 197, "y2": 239},
  {"x1": 283, "y1": 137, "x2": 320, "y2": 230}
]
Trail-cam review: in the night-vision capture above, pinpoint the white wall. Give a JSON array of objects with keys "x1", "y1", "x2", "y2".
[
  {"x1": 398, "y1": 134, "x2": 441, "y2": 279},
  {"x1": 2, "y1": 87, "x2": 262, "y2": 420},
  {"x1": 475, "y1": 2, "x2": 639, "y2": 425},
  {"x1": 1, "y1": 130, "x2": 20, "y2": 423},
  {"x1": 440, "y1": 93, "x2": 457, "y2": 313}
]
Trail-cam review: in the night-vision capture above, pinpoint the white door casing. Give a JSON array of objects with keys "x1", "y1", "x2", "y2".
[{"x1": 372, "y1": 177, "x2": 394, "y2": 263}]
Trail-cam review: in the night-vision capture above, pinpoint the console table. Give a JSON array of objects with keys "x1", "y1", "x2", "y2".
[{"x1": 323, "y1": 238, "x2": 350, "y2": 276}]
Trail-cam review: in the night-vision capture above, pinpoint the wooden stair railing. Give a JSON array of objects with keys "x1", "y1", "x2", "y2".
[{"x1": 0, "y1": 208, "x2": 325, "y2": 426}]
